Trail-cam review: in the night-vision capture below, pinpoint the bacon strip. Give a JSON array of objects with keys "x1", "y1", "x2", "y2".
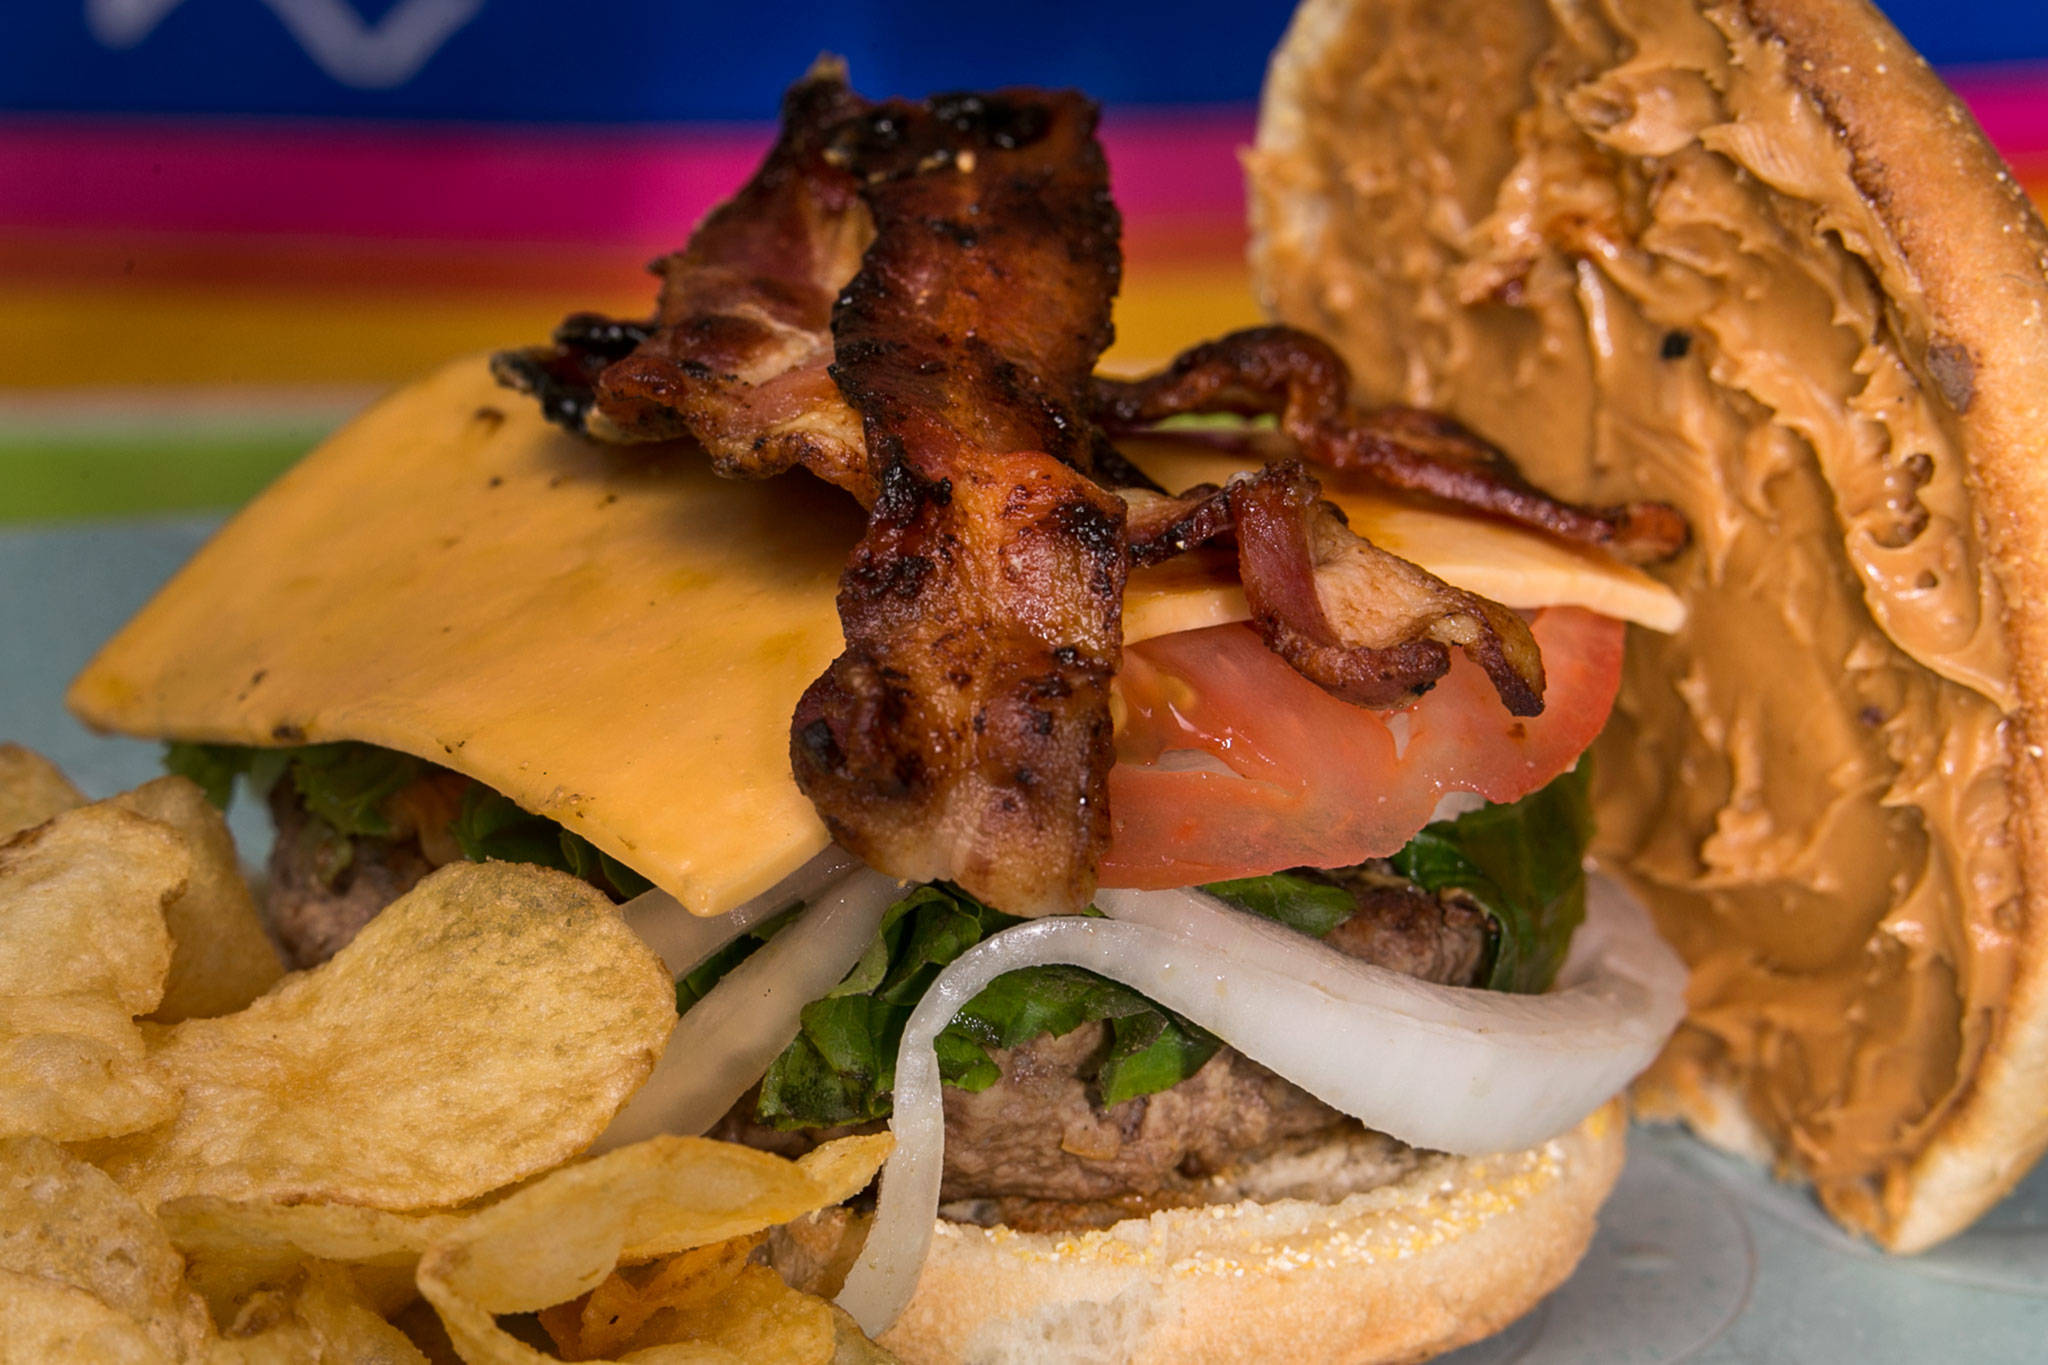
[
  {"x1": 789, "y1": 89, "x2": 1128, "y2": 917},
  {"x1": 1124, "y1": 465, "x2": 1545, "y2": 714},
  {"x1": 489, "y1": 313, "x2": 649, "y2": 433},
  {"x1": 489, "y1": 72, "x2": 1612, "y2": 915},
  {"x1": 1094, "y1": 326, "x2": 1688, "y2": 564},
  {"x1": 493, "y1": 61, "x2": 878, "y2": 501}
]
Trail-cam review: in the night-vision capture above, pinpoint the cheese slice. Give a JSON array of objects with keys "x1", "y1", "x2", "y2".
[{"x1": 70, "y1": 359, "x2": 1681, "y2": 915}]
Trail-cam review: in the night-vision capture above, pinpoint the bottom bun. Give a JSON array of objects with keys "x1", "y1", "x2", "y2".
[{"x1": 779, "y1": 1101, "x2": 1626, "y2": 1365}]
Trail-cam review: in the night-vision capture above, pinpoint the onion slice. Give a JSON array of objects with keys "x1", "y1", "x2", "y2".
[
  {"x1": 618, "y1": 844, "x2": 860, "y2": 977},
  {"x1": 836, "y1": 873, "x2": 1684, "y2": 1335},
  {"x1": 594, "y1": 866, "x2": 902, "y2": 1152},
  {"x1": 1092, "y1": 875, "x2": 1686, "y2": 1149}
]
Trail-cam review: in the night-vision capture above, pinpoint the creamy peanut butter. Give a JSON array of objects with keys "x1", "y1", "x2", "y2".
[{"x1": 1252, "y1": 0, "x2": 2021, "y2": 1240}]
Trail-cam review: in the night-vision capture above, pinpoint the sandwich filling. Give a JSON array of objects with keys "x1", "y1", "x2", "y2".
[{"x1": 168, "y1": 730, "x2": 1586, "y2": 1230}]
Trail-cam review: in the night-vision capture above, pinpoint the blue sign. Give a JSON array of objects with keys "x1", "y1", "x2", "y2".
[{"x1": 1, "y1": 1, "x2": 2042, "y2": 124}]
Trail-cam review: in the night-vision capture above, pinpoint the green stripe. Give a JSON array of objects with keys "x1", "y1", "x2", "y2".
[{"x1": 0, "y1": 427, "x2": 329, "y2": 522}]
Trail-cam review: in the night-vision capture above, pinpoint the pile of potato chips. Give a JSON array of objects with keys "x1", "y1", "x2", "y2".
[{"x1": 0, "y1": 743, "x2": 894, "y2": 1364}]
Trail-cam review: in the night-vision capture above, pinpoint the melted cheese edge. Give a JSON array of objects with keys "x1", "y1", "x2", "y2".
[{"x1": 69, "y1": 358, "x2": 1680, "y2": 915}]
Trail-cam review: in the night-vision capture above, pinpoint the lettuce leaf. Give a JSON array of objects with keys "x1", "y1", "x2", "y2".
[
  {"x1": 947, "y1": 962, "x2": 1221, "y2": 1106},
  {"x1": 163, "y1": 739, "x2": 416, "y2": 838},
  {"x1": 625, "y1": 766, "x2": 1597, "y2": 1128},
  {"x1": 1198, "y1": 871, "x2": 1355, "y2": 937},
  {"x1": 749, "y1": 884, "x2": 1221, "y2": 1128},
  {"x1": 162, "y1": 741, "x2": 655, "y2": 899},
  {"x1": 286, "y1": 744, "x2": 421, "y2": 838},
  {"x1": 1389, "y1": 761, "x2": 1593, "y2": 993},
  {"x1": 752, "y1": 886, "x2": 1009, "y2": 1127},
  {"x1": 448, "y1": 786, "x2": 653, "y2": 900},
  {"x1": 163, "y1": 741, "x2": 287, "y2": 810}
]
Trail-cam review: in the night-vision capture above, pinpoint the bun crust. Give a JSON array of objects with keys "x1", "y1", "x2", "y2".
[
  {"x1": 783, "y1": 1107, "x2": 1624, "y2": 1365},
  {"x1": 1250, "y1": 0, "x2": 2048, "y2": 1250},
  {"x1": 1726, "y1": 0, "x2": 2048, "y2": 1258}
]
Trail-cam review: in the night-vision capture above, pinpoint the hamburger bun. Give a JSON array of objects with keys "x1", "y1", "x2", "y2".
[
  {"x1": 1250, "y1": 0, "x2": 2048, "y2": 1251},
  {"x1": 778, "y1": 1104, "x2": 1624, "y2": 1365}
]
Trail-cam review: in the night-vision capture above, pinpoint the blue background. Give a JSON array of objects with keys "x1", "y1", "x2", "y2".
[{"x1": 3, "y1": 1, "x2": 2041, "y2": 124}]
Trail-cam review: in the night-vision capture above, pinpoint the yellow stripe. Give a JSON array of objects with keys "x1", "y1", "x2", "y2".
[
  {"x1": 1, "y1": 268, "x2": 1266, "y2": 390},
  {"x1": 0, "y1": 285, "x2": 628, "y2": 389}
]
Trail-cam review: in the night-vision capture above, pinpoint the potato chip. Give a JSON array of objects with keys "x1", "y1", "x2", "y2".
[
  {"x1": 0, "y1": 805, "x2": 183, "y2": 1140},
  {"x1": 0, "y1": 1135, "x2": 210, "y2": 1362},
  {"x1": 416, "y1": 1134, "x2": 890, "y2": 1365},
  {"x1": 112, "y1": 778, "x2": 285, "y2": 1023},
  {"x1": 0, "y1": 1266, "x2": 178, "y2": 1365},
  {"x1": 160, "y1": 1197, "x2": 464, "y2": 1326},
  {"x1": 0, "y1": 997, "x2": 177, "y2": 1141},
  {"x1": 0, "y1": 802, "x2": 178, "y2": 1009},
  {"x1": 206, "y1": 1260, "x2": 429, "y2": 1365},
  {"x1": 91, "y1": 862, "x2": 675, "y2": 1210},
  {"x1": 624, "y1": 1264, "x2": 835, "y2": 1364},
  {"x1": 540, "y1": 1234, "x2": 764, "y2": 1360},
  {"x1": 390, "y1": 1299, "x2": 463, "y2": 1365},
  {"x1": 0, "y1": 743, "x2": 86, "y2": 840}
]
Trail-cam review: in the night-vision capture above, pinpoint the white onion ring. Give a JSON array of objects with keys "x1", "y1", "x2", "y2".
[
  {"x1": 619, "y1": 844, "x2": 860, "y2": 976},
  {"x1": 594, "y1": 866, "x2": 902, "y2": 1152},
  {"x1": 1093, "y1": 876, "x2": 1686, "y2": 1149},
  {"x1": 836, "y1": 873, "x2": 1684, "y2": 1335}
]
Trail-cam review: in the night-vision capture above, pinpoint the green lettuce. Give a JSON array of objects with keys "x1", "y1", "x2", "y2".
[
  {"x1": 1390, "y1": 761, "x2": 1593, "y2": 993},
  {"x1": 750, "y1": 884, "x2": 1223, "y2": 1129},
  {"x1": 160, "y1": 741, "x2": 653, "y2": 900},
  {"x1": 286, "y1": 744, "x2": 421, "y2": 837},
  {"x1": 163, "y1": 741, "x2": 286, "y2": 811},
  {"x1": 449, "y1": 787, "x2": 653, "y2": 900},
  {"x1": 742, "y1": 866, "x2": 1399, "y2": 1129},
  {"x1": 163, "y1": 740, "x2": 415, "y2": 837},
  {"x1": 1198, "y1": 870, "x2": 1356, "y2": 938}
]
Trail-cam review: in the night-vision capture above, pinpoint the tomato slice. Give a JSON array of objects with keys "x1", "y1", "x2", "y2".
[{"x1": 1100, "y1": 607, "x2": 1624, "y2": 887}]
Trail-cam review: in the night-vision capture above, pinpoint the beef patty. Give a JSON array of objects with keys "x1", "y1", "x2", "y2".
[{"x1": 266, "y1": 782, "x2": 438, "y2": 969}]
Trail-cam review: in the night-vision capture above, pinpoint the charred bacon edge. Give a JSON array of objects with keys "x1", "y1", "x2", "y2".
[
  {"x1": 1126, "y1": 464, "x2": 1545, "y2": 715},
  {"x1": 1093, "y1": 326, "x2": 1689, "y2": 565},
  {"x1": 494, "y1": 61, "x2": 877, "y2": 501}
]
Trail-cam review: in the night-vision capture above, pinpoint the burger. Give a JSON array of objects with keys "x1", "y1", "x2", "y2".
[{"x1": 63, "y1": 0, "x2": 2048, "y2": 1360}]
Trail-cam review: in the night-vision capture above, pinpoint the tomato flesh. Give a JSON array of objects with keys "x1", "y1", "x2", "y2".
[{"x1": 1099, "y1": 607, "x2": 1624, "y2": 887}]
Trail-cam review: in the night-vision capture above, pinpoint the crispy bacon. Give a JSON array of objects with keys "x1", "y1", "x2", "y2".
[
  {"x1": 493, "y1": 62, "x2": 878, "y2": 501},
  {"x1": 1123, "y1": 465, "x2": 1545, "y2": 713},
  {"x1": 1094, "y1": 326, "x2": 1688, "y2": 564},
  {"x1": 487, "y1": 69, "x2": 1664, "y2": 915},
  {"x1": 490, "y1": 313, "x2": 649, "y2": 433},
  {"x1": 789, "y1": 89, "x2": 1128, "y2": 916}
]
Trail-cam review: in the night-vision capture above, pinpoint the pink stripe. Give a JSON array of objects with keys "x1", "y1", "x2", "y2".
[
  {"x1": 0, "y1": 107, "x2": 1251, "y2": 246},
  {"x1": 1947, "y1": 64, "x2": 2048, "y2": 159},
  {"x1": 0, "y1": 118, "x2": 772, "y2": 245}
]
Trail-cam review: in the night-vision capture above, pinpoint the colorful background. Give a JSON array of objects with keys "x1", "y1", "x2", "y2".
[
  {"x1": 8, "y1": 10, "x2": 2048, "y2": 1356},
  {"x1": 4, "y1": 0, "x2": 2048, "y2": 520}
]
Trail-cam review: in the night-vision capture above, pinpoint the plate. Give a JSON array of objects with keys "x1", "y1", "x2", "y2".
[{"x1": 7, "y1": 517, "x2": 2048, "y2": 1362}]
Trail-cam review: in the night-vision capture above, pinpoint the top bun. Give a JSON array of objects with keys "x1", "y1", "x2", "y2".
[{"x1": 1250, "y1": 0, "x2": 2048, "y2": 1251}]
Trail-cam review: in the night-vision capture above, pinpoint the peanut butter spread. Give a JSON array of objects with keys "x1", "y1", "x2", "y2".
[{"x1": 1251, "y1": 0, "x2": 2024, "y2": 1240}]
